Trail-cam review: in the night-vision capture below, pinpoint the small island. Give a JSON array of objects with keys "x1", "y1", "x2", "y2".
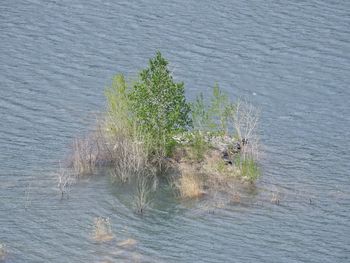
[{"x1": 62, "y1": 52, "x2": 261, "y2": 213}]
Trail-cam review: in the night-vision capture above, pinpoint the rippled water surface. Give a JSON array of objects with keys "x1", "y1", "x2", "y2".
[{"x1": 1, "y1": 0, "x2": 350, "y2": 262}]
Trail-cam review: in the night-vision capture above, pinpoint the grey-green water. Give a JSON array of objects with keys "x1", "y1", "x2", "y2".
[{"x1": 1, "y1": 0, "x2": 349, "y2": 262}]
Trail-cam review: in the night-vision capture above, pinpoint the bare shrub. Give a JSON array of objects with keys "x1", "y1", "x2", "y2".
[
  {"x1": 232, "y1": 100, "x2": 261, "y2": 181},
  {"x1": 0, "y1": 243, "x2": 7, "y2": 261},
  {"x1": 70, "y1": 133, "x2": 100, "y2": 176},
  {"x1": 271, "y1": 192, "x2": 280, "y2": 205},
  {"x1": 108, "y1": 134, "x2": 149, "y2": 183},
  {"x1": 92, "y1": 217, "x2": 114, "y2": 242},
  {"x1": 133, "y1": 170, "x2": 157, "y2": 214},
  {"x1": 69, "y1": 122, "x2": 115, "y2": 172},
  {"x1": 233, "y1": 99, "x2": 260, "y2": 160},
  {"x1": 57, "y1": 162, "x2": 75, "y2": 198}
]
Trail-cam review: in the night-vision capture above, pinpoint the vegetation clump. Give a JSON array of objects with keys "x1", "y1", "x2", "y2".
[
  {"x1": 92, "y1": 217, "x2": 114, "y2": 242},
  {"x1": 68, "y1": 52, "x2": 261, "y2": 209},
  {"x1": 175, "y1": 167, "x2": 204, "y2": 199}
]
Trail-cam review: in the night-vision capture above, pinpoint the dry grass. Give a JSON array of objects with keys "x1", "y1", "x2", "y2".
[
  {"x1": 174, "y1": 151, "x2": 240, "y2": 198},
  {"x1": 92, "y1": 217, "x2": 114, "y2": 242},
  {"x1": 202, "y1": 149, "x2": 238, "y2": 177},
  {"x1": 176, "y1": 168, "x2": 204, "y2": 199},
  {"x1": 0, "y1": 243, "x2": 7, "y2": 261}
]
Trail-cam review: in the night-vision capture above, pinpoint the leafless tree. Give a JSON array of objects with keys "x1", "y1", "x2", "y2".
[
  {"x1": 232, "y1": 99, "x2": 260, "y2": 160},
  {"x1": 133, "y1": 169, "x2": 157, "y2": 214}
]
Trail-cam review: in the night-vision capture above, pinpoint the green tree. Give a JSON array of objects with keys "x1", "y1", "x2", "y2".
[
  {"x1": 191, "y1": 84, "x2": 234, "y2": 135},
  {"x1": 105, "y1": 74, "x2": 132, "y2": 135},
  {"x1": 129, "y1": 52, "x2": 191, "y2": 155}
]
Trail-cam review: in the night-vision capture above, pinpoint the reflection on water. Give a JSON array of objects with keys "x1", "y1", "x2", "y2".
[{"x1": 1, "y1": 0, "x2": 350, "y2": 262}]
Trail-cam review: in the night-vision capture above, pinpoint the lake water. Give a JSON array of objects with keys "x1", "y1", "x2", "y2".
[{"x1": 1, "y1": 0, "x2": 350, "y2": 262}]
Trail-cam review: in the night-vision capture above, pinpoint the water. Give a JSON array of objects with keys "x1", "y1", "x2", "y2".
[{"x1": 1, "y1": 0, "x2": 350, "y2": 262}]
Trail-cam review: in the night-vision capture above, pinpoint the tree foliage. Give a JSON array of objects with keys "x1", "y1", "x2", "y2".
[
  {"x1": 191, "y1": 84, "x2": 234, "y2": 135},
  {"x1": 128, "y1": 52, "x2": 191, "y2": 153}
]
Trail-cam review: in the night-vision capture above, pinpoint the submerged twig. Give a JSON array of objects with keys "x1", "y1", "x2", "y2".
[{"x1": 57, "y1": 161, "x2": 75, "y2": 198}]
